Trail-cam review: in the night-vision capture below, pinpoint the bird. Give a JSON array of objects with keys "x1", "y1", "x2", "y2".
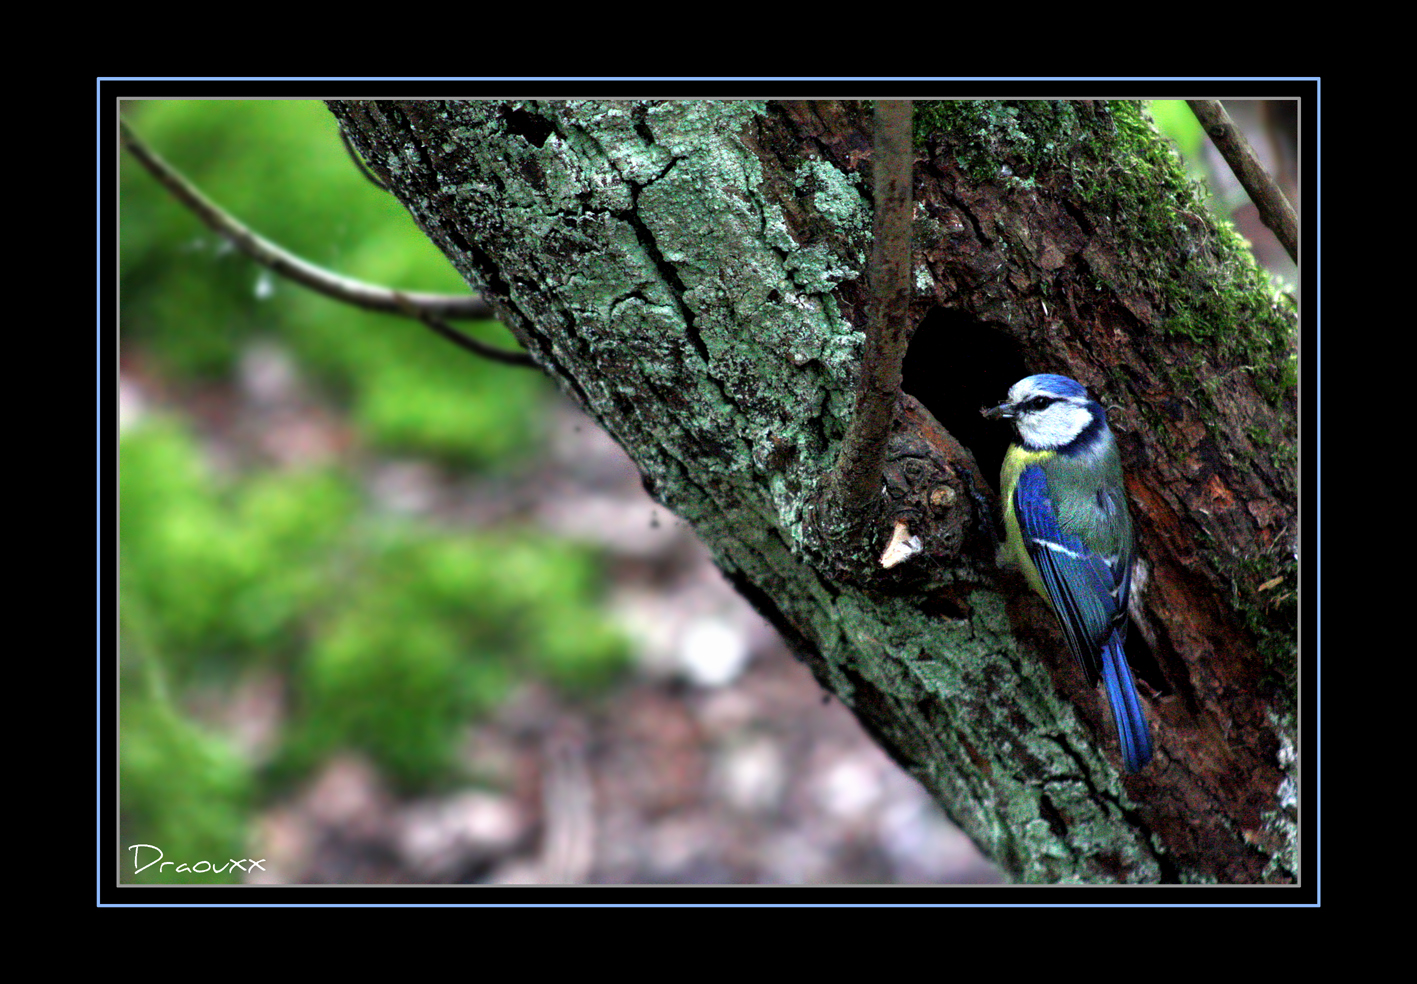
[{"x1": 983, "y1": 373, "x2": 1154, "y2": 773}]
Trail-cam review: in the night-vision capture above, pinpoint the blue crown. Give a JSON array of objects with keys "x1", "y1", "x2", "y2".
[{"x1": 1023, "y1": 374, "x2": 1090, "y2": 399}]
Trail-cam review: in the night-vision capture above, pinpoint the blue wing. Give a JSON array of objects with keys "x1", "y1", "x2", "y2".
[
  {"x1": 1014, "y1": 465, "x2": 1153, "y2": 771},
  {"x1": 1013, "y1": 465, "x2": 1120, "y2": 685}
]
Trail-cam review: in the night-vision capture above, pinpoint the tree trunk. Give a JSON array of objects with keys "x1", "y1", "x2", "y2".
[{"x1": 328, "y1": 99, "x2": 1297, "y2": 884}]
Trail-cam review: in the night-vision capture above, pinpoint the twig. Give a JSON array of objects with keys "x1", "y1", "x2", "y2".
[
  {"x1": 539, "y1": 719, "x2": 594, "y2": 884},
  {"x1": 408, "y1": 307, "x2": 539, "y2": 367},
  {"x1": 120, "y1": 118, "x2": 537, "y2": 368},
  {"x1": 339, "y1": 127, "x2": 389, "y2": 193},
  {"x1": 825, "y1": 100, "x2": 914, "y2": 528},
  {"x1": 1186, "y1": 99, "x2": 1298, "y2": 264}
]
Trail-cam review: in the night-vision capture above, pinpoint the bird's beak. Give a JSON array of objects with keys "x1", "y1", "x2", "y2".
[{"x1": 983, "y1": 400, "x2": 1016, "y2": 420}]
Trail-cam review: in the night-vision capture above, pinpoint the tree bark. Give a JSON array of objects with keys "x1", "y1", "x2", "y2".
[{"x1": 327, "y1": 99, "x2": 1298, "y2": 884}]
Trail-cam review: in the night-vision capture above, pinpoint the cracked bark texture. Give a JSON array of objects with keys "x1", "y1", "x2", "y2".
[{"x1": 328, "y1": 99, "x2": 1298, "y2": 884}]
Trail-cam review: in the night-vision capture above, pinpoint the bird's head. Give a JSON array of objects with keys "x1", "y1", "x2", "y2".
[{"x1": 983, "y1": 373, "x2": 1101, "y2": 450}]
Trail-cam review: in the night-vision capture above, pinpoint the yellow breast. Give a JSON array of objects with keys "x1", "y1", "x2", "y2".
[{"x1": 999, "y1": 444, "x2": 1053, "y2": 605}]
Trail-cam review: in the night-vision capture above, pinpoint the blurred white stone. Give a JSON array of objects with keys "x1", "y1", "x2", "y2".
[
  {"x1": 398, "y1": 791, "x2": 523, "y2": 878},
  {"x1": 238, "y1": 341, "x2": 299, "y2": 407},
  {"x1": 369, "y1": 461, "x2": 441, "y2": 515},
  {"x1": 714, "y1": 736, "x2": 785, "y2": 814},
  {"x1": 761, "y1": 829, "x2": 830, "y2": 884},
  {"x1": 813, "y1": 753, "x2": 884, "y2": 821},
  {"x1": 679, "y1": 617, "x2": 750, "y2": 688},
  {"x1": 119, "y1": 376, "x2": 147, "y2": 432}
]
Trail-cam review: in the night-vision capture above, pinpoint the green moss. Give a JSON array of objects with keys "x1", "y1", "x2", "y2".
[
  {"x1": 1082, "y1": 103, "x2": 1296, "y2": 406},
  {"x1": 1271, "y1": 436, "x2": 1298, "y2": 475},
  {"x1": 914, "y1": 100, "x2": 1086, "y2": 187},
  {"x1": 916, "y1": 101, "x2": 1297, "y2": 408},
  {"x1": 1233, "y1": 551, "x2": 1299, "y2": 698}
]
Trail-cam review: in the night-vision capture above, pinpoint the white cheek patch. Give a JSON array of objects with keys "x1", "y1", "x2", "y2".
[{"x1": 1019, "y1": 403, "x2": 1091, "y2": 447}]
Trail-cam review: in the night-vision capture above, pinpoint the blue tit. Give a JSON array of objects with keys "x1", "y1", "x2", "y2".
[{"x1": 983, "y1": 374, "x2": 1153, "y2": 773}]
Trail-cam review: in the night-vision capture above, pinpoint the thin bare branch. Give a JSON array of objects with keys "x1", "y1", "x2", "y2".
[
  {"x1": 408, "y1": 308, "x2": 539, "y2": 367},
  {"x1": 1186, "y1": 99, "x2": 1298, "y2": 264},
  {"x1": 825, "y1": 100, "x2": 914, "y2": 528},
  {"x1": 339, "y1": 127, "x2": 389, "y2": 193},
  {"x1": 121, "y1": 117, "x2": 537, "y2": 367}
]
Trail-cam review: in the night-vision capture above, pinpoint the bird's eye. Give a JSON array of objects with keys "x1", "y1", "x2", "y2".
[{"x1": 1027, "y1": 396, "x2": 1052, "y2": 411}]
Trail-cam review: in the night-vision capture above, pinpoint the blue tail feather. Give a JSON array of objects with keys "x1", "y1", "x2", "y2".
[{"x1": 1101, "y1": 636, "x2": 1153, "y2": 773}]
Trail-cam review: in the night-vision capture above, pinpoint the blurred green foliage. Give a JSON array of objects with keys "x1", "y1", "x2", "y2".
[
  {"x1": 120, "y1": 101, "x2": 631, "y2": 882},
  {"x1": 120, "y1": 695, "x2": 254, "y2": 885},
  {"x1": 280, "y1": 532, "x2": 629, "y2": 789},
  {"x1": 121, "y1": 421, "x2": 357, "y2": 669},
  {"x1": 1144, "y1": 100, "x2": 1206, "y2": 169},
  {"x1": 121, "y1": 99, "x2": 545, "y2": 466}
]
